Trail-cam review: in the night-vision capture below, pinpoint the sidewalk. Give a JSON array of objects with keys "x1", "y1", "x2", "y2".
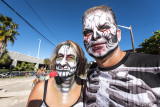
[{"x1": 0, "y1": 76, "x2": 35, "y2": 107}]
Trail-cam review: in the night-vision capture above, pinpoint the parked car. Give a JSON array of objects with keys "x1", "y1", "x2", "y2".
[{"x1": 0, "y1": 72, "x2": 12, "y2": 78}]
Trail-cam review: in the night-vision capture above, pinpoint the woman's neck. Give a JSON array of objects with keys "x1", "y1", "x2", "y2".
[
  {"x1": 55, "y1": 75, "x2": 77, "y2": 104},
  {"x1": 56, "y1": 75, "x2": 76, "y2": 93}
]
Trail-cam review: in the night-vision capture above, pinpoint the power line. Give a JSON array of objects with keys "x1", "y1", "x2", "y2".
[
  {"x1": 1, "y1": 0, "x2": 56, "y2": 47},
  {"x1": 24, "y1": 0, "x2": 60, "y2": 43}
]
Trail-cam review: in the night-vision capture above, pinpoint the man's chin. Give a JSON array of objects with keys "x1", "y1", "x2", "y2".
[
  {"x1": 88, "y1": 48, "x2": 106, "y2": 57},
  {"x1": 88, "y1": 52, "x2": 106, "y2": 59},
  {"x1": 88, "y1": 45, "x2": 118, "y2": 59}
]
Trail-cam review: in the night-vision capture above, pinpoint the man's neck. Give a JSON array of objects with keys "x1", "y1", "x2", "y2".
[{"x1": 95, "y1": 46, "x2": 126, "y2": 68}]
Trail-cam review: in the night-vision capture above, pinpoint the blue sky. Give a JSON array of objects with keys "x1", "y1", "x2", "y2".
[{"x1": 0, "y1": 0, "x2": 160, "y2": 62}]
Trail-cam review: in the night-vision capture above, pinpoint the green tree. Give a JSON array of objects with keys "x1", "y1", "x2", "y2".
[
  {"x1": 0, "y1": 49, "x2": 11, "y2": 65},
  {"x1": 21, "y1": 62, "x2": 28, "y2": 71},
  {"x1": 87, "y1": 62, "x2": 92, "y2": 70},
  {"x1": 27, "y1": 62, "x2": 35, "y2": 71},
  {"x1": 136, "y1": 30, "x2": 160, "y2": 55},
  {"x1": 44, "y1": 58, "x2": 50, "y2": 70},
  {"x1": 13, "y1": 62, "x2": 35, "y2": 71},
  {"x1": 14, "y1": 63, "x2": 21, "y2": 71},
  {"x1": 0, "y1": 14, "x2": 19, "y2": 58}
]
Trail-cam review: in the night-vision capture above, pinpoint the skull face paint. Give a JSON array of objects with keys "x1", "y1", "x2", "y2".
[
  {"x1": 56, "y1": 45, "x2": 77, "y2": 77},
  {"x1": 83, "y1": 10, "x2": 118, "y2": 58}
]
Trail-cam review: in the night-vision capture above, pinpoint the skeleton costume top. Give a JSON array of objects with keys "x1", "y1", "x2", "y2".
[{"x1": 85, "y1": 52, "x2": 160, "y2": 107}]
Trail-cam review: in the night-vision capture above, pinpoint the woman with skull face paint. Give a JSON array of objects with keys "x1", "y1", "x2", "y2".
[{"x1": 27, "y1": 40, "x2": 87, "y2": 107}]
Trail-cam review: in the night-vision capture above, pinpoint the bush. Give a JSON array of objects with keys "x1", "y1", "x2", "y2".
[
  {"x1": 0, "y1": 69, "x2": 11, "y2": 73},
  {"x1": 137, "y1": 30, "x2": 160, "y2": 55}
]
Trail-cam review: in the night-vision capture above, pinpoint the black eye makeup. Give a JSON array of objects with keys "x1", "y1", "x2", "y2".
[
  {"x1": 83, "y1": 30, "x2": 93, "y2": 36},
  {"x1": 99, "y1": 24, "x2": 111, "y2": 30}
]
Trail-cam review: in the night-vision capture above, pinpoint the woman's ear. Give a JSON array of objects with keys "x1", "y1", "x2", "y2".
[{"x1": 117, "y1": 29, "x2": 121, "y2": 42}]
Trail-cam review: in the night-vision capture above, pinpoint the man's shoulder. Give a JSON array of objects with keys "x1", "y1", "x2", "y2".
[
  {"x1": 126, "y1": 52, "x2": 160, "y2": 67},
  {"x1": 128, "y1": 52, "x2": 160, "y2": 61},
  {"x1": 87, "y1": 69, "x2": 94, "y2": 78},
  {"x1": 87, "y1": 68, "x2": 99, "y2": 79}
]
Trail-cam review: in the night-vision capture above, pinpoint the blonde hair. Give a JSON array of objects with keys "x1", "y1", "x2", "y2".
[{"x1": 50, "y1": 40, "x2": 87, "y2": 76}]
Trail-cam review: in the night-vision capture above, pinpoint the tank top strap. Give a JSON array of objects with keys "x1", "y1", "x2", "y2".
[
  {"x1": 81, "y1": 79, "x2": 84, "y2": 98},
  {"x1": 43, "y1": 80, "x2": 48, "y2": 101},
  {"x1": 81, "y1": 79, "x2": 85, "y2": 107}
]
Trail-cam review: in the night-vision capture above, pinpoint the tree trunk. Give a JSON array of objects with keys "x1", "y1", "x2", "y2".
[{"x1": 0, "y1": 41, "x2": 7, "y2": 58}]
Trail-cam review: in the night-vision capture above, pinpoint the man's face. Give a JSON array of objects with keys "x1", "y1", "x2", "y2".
[
  {"x1": 56, "y1": 45, "x2": 77, "y2": 77},
  {"x1": 83, "y1": 10, "x2": 118, "y2": 58}
]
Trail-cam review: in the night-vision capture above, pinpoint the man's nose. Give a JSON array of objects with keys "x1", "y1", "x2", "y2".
[{"x1": 92, "y1": 30, "x2": 101, "y2": 40}]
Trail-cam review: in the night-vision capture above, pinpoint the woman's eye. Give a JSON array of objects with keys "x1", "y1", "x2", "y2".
[
  {"x1": 56, "y1": 56, "x2": 63, "y2": 61},
  {"x1": 67, "y1": 57, "x2": 75, "y2": 62}
]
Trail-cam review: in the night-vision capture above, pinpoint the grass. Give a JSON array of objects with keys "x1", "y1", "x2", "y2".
[{"x1": 0, "y1": 75, "x2": 34, "y2": 79}]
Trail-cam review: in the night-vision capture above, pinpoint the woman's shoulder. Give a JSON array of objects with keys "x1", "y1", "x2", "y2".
[
  {"x1": 36, "y1": 80, "x2": 45, "y2": 89},
  {"x1": 30, "y1": 81, "x2": 48, "y2": 99},
  {"x1": 47, "y1": 77, "x2": 56, "y2": 87},
  {"x1": 30, "y1": 81, "x2": 45, "y2": 98},
  {"x1": 27, "y1": 81, "x2": 45, "y2": 107}
]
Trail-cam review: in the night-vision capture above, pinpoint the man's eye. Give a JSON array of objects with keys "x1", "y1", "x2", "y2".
[
  {"x1": 99, "y1": 25, "x2": 110, "y2": 32},
  {"x1": 99, "y1": 29, "x2": 107, "y2": 32},
  {"x1": 83, "y1": 30, "x2": 92, "y2": 36}
]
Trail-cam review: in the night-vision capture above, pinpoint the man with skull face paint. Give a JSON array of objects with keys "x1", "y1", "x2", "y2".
[
  {"x1": 27, "y1": 40, "x2": 87, "y2": 107},
  {"x1": 82, "y1": 5, "x2": 160, "y2": 107}
]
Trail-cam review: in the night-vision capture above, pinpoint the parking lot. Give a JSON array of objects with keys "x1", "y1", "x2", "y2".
[{"x1": 0, "y1": 71, "x2": 36, "y2": 78}]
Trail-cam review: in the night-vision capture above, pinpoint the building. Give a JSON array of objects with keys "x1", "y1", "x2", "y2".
[{"x1": 8, "y1": 51, "x2": 45, "y2": 69}]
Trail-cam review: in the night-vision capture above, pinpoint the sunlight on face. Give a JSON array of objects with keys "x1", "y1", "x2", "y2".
[
  {"x1": 83, "y1": 10, "x2": 118, "y2": 58},
  {"x1": 56, "y1": 45, "x2": 77, "y2": 77}
]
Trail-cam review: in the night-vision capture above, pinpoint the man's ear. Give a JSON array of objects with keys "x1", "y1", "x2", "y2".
[{"x1": 117, "y1": 29, "x2": 121, "y2": 42}]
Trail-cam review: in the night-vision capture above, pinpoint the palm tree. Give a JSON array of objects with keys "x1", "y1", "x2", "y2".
[
  {"x1": 44, "y1": 58, "x2": 50, "y2": 70},
  {"x1": 0, "y1": 49, "x2": 11, "y2": 65},
  {"x1": 0, "y1": 14, "x2": 19, "y2": 58}
]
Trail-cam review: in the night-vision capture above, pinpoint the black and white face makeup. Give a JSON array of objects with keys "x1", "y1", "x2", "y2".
[
  {"x1": 83, "y1": 10, "x2": 118, "y2": 58},
  {"x1": 56, "y1": 45, "x2": 77, "y2": 77}
]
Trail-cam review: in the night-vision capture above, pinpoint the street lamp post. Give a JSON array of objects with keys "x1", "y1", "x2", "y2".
[
  {"x1": 129, "y1": 25, "x2": 135, "y2": 52},
  {"x1": 37, "y1": 39, "x2": 41, "y2": 58},
  {"x1": 118, "y1": 25, "x2": 135, "y2": 52}
]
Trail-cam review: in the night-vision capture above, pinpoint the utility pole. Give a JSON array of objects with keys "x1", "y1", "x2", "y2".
[
  {"x1": 129, "y1": 25, "x2": 135, "y2": 52},
  {"x1": 37, "y1": 39, "x2": 41, "y2": 58},
  {"x1": 118, "y1": 25, "x2": 136, "y2": 52}
]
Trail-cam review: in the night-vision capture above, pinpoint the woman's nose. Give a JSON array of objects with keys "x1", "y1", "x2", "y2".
[{"x1": 60, "y1": 58, "x2": 67, "y2": 66}]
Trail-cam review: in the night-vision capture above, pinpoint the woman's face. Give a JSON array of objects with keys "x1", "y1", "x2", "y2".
[
  {"x1": 55, "y1": 45, "x2": 78, "y2": 77},
  {"x1": 40, "y1": 67, "x2": 43, "y2": 71}
]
